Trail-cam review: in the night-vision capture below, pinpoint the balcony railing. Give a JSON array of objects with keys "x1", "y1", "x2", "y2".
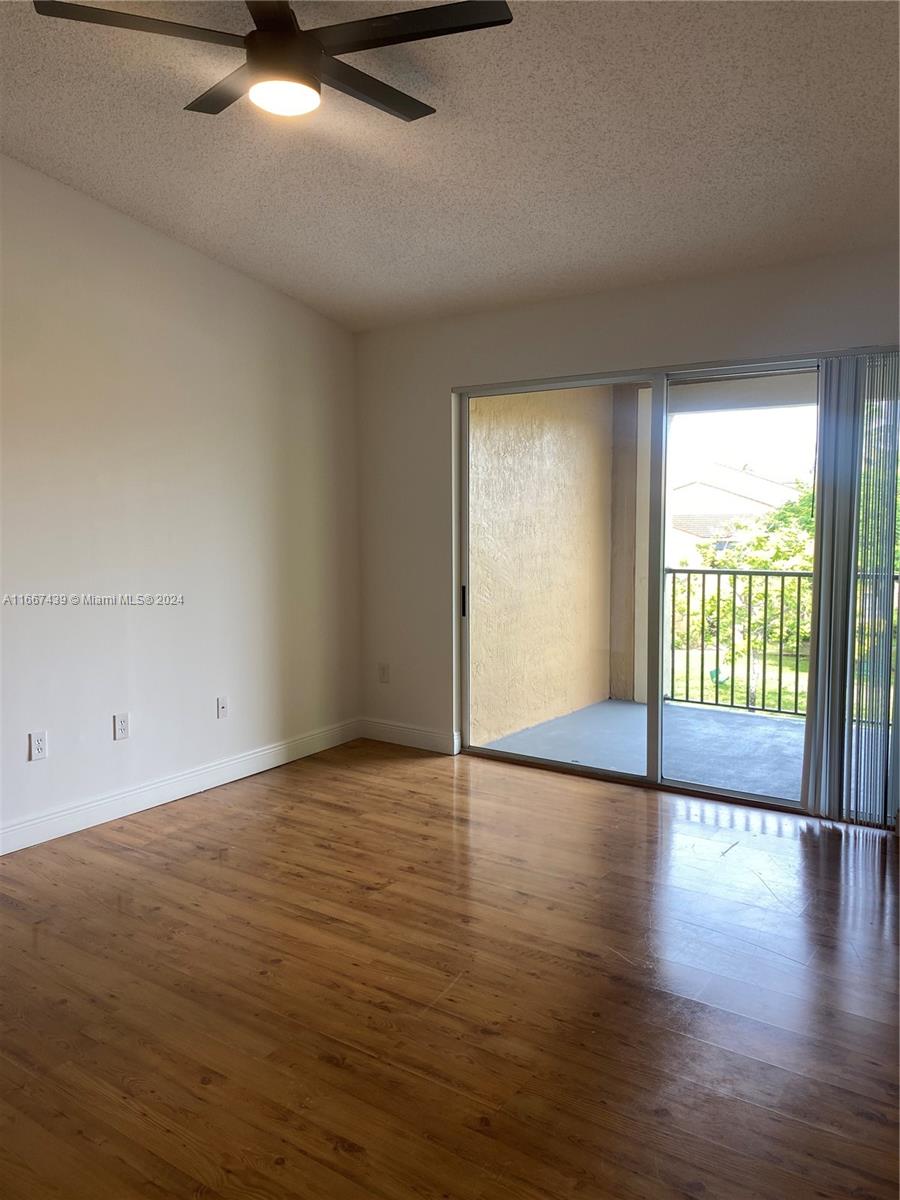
[{"x1": 664, "y1": 568, "x2": 814, "y2": 716}]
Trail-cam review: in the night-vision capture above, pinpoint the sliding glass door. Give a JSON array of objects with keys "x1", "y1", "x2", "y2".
[
  {"x1": 458, "y1": 350, "x2": 900, "y2": 816},
  {"x1": 459, "y1": 356, "x2": 878, "y2": 813}
]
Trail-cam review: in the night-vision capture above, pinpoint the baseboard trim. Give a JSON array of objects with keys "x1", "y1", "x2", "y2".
[
  {"x1": 0, "y1": 719, "x2": 362, "y2": 856},
  {"x1": 357, "y1": 718, "x2": 457, "y2": 755},
  {"x1": 2, "y1": 715, "x2": 461, "y2": 855}
]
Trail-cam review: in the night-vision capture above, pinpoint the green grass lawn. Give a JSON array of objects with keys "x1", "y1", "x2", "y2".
[{"x1": 665, "y1": 648, "x2": 809, "y2": 714}]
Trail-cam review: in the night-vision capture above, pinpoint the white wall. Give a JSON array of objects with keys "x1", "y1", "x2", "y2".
[
  {"x1": 3, "y1": 156, "x2": 897, "y2": 850},
  {"x1": 357, "y1": 248, "x2": 899, "y2": 744},
  {"x1": 1, "y1": 157, "x2": 360, "y2": 851}
]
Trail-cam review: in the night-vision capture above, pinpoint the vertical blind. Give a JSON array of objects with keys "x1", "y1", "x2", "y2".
[
  {"x1": 803, "y1": 351, "x2": 899, "y2": 826},
  {"x1": 848, "y1": 352, "x2": 900, "y2": 824}
]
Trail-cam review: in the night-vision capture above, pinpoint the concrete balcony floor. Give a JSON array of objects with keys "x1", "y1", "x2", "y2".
[{"x1": 484, "y1": 699, "x2": 805, "y2": 802}]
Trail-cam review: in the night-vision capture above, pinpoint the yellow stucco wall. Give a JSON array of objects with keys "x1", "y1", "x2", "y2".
[
  {"x1": 469, "y1": 387, "x2": 613, "y2": 745},
  {"x1": 633, "y1": 386, "x2": 652, "y2": 704}
]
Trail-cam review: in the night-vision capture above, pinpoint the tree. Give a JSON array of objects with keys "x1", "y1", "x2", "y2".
[
  {"x1": 668, "y1": 484, "x2": 815, "y2": 711},
  {"x1": 697, "y1": 481, "x2": 816, "y2": 572}
]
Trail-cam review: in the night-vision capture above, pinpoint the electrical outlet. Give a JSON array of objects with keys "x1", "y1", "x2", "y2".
[
  {"x1": 113, "y1": 712, "x2": 130, "y2": 741},
  {"x1": 377, "y1": 662, "x2": 390, "y2": 684},
  {"x1": 28, "y1": 730, "x2": 47, "y2": 761},
  {"x1": 217, "y1": 695, "x2": 229, "y2": 719}
]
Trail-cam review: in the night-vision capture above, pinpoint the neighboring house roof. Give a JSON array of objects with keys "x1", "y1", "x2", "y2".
[
  {"x1": 671, "y1": 464, "x2": 798, "y2": 512},
  {"x1": 669, "y1": 466, "x2": 799, "y2": 544},
  {"x1": 672, "y1": 516, "x2": 737, "y2": 540}
]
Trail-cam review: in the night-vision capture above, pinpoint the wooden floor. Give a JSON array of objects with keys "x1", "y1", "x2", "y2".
[{"x1": 1, "y1": 740, "x2": 897, "y2": 1200}]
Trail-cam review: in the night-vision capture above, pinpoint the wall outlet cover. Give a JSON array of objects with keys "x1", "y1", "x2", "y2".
[{"x1": 28, "y1": 731, "x2": 47, "y2": 761}]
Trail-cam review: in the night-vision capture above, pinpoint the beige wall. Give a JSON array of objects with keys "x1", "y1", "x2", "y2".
[
  {"x1": 633, "y1": 388, "x2": 652, "y2": 704},
  {"x1": 1, "y1": 158, "x2": 360, "y2": 850},
  {"x1": 357, "y1": 248, "x2": 898, "y2": 745},
  {"x1": 469, "y1": 388, "x2": 612, "y2": 744},
  {"x1": 608, "y1": 385, "x2": 639, "y2": 700}
]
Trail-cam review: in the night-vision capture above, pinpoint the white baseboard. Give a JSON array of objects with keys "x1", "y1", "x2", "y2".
[
  {"x1": 0, "y1": 719, "x2": 362, "y2": 856},
  {"x1": 2, "y1": 715, "x2": 461, "y2": 856},
  {"x1": 357, "y1": 718, "x2": 458, "y2": 755}
]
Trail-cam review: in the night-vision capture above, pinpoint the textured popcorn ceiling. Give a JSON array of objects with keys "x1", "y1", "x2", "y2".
[{"x1": 1, "y1": 1, "x2": 897, "y2": 330}]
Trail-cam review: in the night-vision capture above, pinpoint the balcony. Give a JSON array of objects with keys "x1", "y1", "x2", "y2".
[
  {"x1": 485, "y1": 568, "x2": 817, "y2": 801},
  {"x1": 483, "y1": 564, "x2": 900, "y2": 802}
]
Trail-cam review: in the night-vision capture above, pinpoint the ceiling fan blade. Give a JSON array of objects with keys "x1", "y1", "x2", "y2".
[
  {"x1": 309, "y1": 0, "x2": 512, "y2": 56},
  {"x1": 184, "y1": 63, "x2": 254, "y2": 114},
  {"x1": 245, "y1": 1, "x2": 298, "y2": 33},
  {"x1": 319, "y1": 56, "x2": 434, "y2": 121},
  {"x1": 32, "y1": 1, "x2": 245, "y2": 48}
]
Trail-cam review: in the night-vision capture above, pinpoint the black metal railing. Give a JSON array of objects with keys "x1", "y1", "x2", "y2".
[{"x1": 664, "y1": 568, "x2": 814, "y2": 716}]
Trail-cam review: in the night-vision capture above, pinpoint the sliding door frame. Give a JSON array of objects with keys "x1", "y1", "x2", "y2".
[{"x1": 455, "y1": 347, "x2": 894, "y2": 812}]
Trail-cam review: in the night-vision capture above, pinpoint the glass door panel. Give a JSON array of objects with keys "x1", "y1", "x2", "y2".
[
  {"x1": 466, "y1": 382, "x2": 652, "y2": 778},
  {"x1": 660, "y1": 371, "x2": 818, "y2": 801}
]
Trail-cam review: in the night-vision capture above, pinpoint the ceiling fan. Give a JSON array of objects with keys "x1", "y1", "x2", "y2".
[{"x1": 32, "y1": 0, "x2": 513, "y2": 120}]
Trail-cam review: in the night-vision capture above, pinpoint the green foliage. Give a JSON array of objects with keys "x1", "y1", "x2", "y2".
[
  {"x1": 667, "y1": 479, "x2": 898, "y2": 712},
  {"x1": 697, "y1": 482, "x2": 816, "y2": 572},
  {"x1": 667, "y1": 484, "x2": 816, "y2": 711},
  {"x1": 669, "y1": 648, "x2": 809, "y2": 714}
]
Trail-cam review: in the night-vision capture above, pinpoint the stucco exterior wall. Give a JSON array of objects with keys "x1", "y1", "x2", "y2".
[
  {"x1": 469, "y1": 387, "x2": 613, "y2": 744},
  {"x1": 633, "y1": 388, "x2": 652, "y2": 704}
]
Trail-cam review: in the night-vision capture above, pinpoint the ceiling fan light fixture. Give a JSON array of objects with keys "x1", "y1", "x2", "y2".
[
  {"x1": 248, "y1": 78, "x2": 320, "y2": 116},
  {"x1": 32, "y1": 0, "x2": 513, "y2": 121}
]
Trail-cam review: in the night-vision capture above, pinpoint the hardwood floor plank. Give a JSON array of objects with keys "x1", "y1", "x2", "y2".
[
  {"x1": 0, "y1": 1093, "x2": 155, "y2": 1199},
  {"x1": 1, "y1": 740, "x2": 896, "y2": 1199},
  {"x1": 0, "y1": 1051, "x2": 221, "y2": 1200}
]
